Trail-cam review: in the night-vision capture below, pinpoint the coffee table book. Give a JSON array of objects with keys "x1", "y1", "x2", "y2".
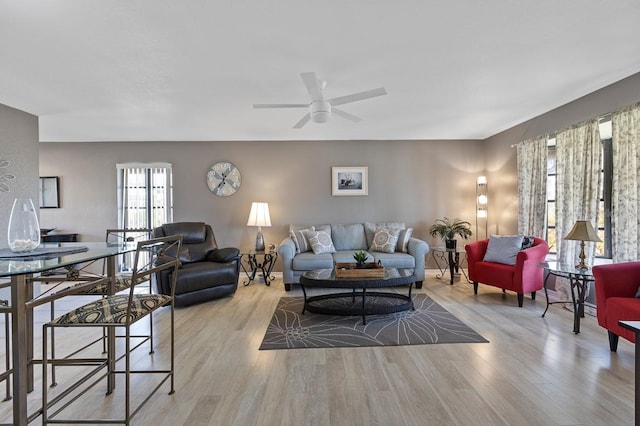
[{"x1": 335, "y1": 262, "x2": 384, "y2": 278}]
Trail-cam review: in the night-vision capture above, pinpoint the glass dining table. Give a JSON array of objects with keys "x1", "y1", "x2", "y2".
[{"x1": 0, "y1": 242, "x2": 136, "y2": 425}]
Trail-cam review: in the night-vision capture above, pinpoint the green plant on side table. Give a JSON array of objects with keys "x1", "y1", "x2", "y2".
[
  {"x1": 353, "y1": 250, "x2": 369, "y2": 267},
  {"x1": 428, "y1": 217, "x2": 472, "y2": 249}
]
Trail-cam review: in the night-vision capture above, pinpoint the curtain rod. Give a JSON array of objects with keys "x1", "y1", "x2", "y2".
[{"x1": 510, "y1": 101, "x2": 640, "y2": 148}]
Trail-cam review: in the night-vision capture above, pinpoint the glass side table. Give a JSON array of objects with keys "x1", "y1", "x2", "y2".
[
  {"x1": 431, "y1": 246, "x2": 469, "y2": 285},
  {"x1": 538, "y1": 261, "x2": 595, "y2": 334},
  {"x1": 241, "y1": 248, "x2": 278, "y2": 286}
]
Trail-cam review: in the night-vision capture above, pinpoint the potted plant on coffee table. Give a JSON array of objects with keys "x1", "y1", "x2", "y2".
[
  {"x1": 428, "y1": 217, "x2": 472, "y2": 249},
  {"x1": 353, "y1": 250, "x2": 369, "y2": 268}
]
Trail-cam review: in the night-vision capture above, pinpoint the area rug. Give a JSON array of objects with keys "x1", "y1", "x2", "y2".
[{"x1": 259, "y1": 294, "x2": 488, "y2": 350}]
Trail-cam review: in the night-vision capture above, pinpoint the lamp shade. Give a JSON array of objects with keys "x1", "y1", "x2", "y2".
[
  {"x1": 247, "y1": 202, "x2": 271, "y2": 227},
  {"x1": 564, "y1": 220, "x2": 601, "y2": 242}
]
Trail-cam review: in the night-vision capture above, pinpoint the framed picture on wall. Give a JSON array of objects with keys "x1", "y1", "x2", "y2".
[
  {"x1": 39, "y1": 176, "x2": 60, "y2": 208},
  {"x1": 331, "y1": 166, "x2": 368, "y2": 196}
]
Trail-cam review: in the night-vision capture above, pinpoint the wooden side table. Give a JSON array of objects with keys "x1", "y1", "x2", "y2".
[{"x1": 241, "y1": 249, "x2": 278, "y2": 286}]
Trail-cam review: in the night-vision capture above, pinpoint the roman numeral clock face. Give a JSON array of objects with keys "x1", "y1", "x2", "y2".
[{"x1": 207, "y1": 161, "x2": 241, "y2": 196}]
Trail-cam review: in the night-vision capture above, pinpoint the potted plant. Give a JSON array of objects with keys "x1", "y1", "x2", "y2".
[
  {"x1": 353, "y1": 250, "x2": 369, "y2": 267},
  {"x1": 428, "y1": 217, "x2": 472, "y2": 249}
]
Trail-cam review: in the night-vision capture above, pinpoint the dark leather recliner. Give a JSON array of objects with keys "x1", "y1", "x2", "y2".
[{"x1": 153, "y1": 222, "x2": 240, "y2": 307}]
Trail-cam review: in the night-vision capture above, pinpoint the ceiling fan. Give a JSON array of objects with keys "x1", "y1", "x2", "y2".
[{"x1": 253, "y1": 72, "x2": 387, "y2": 129}]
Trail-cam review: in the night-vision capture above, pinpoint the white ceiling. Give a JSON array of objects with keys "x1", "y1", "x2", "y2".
[{"x1": 1, "y1": 1, "x2": 639, "y2": 142}]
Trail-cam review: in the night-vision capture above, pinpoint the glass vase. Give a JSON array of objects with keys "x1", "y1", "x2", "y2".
[{"x1": 8, "y1": 198, "x2": 41, "y2": 253}]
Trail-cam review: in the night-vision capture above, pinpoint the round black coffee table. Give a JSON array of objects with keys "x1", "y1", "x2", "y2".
[{"x1": 299, "y1": 268, "x2": 417, "y2": 324}]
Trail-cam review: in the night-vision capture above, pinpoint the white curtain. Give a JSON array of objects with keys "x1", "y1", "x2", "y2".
[
  {"x1": 611, "y1": 105, "x2": 640, "y2": 261},
  {"x1": 517, "y1": 136, "x2": 548, "y2": 238},
  {"x1": 555, "y1": 120, "x2": 602, "y2": 267}
]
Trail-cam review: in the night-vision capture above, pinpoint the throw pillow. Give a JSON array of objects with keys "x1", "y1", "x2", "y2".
[
  {"x1": 483, "y1": 234, "x2": 525, "y2": 265},
  {"x1": 369, "y1": 228, "x2": 400, "y2": 253},
  {"x1": 304, "y1": 229, "x2": 336, "y2": 254},
  {"x1": 289, "y1": 226, "x2": 314, "y2": 253},
  {"x1": 521, "y1": 236, "x2": 535, "y2": 250},
  {"x1": 635, "y1": 285, "x2": 640, "y2": 298},
  {"x1": 396, "y1": 227, "x2": 413, "y2": 253},
  {"x1": 364, "y1": 222, "x2": 405, "y2": 247}
]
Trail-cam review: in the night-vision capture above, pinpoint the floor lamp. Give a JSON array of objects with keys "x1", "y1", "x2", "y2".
[{"x1": 476, "y1": 176, "x2": 488, "y2": 239}]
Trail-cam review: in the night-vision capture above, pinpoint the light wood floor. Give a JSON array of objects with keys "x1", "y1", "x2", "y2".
[{"x1": 0, "y1": 270, "x2": 635, "y2": 425}]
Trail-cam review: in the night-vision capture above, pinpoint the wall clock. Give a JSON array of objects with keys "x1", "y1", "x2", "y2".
[{"x1": 207, "y1": 161, "x2": 241, "y2": 196}]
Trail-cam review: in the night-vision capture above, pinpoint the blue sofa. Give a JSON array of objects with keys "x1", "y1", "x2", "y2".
[{"x1": 278, "y1": 222, "x2": 429, "y2": 291}]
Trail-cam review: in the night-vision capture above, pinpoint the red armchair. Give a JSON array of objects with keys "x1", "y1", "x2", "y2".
[
  {"x1": 465, "y1": 237, "x2": 549, "y2": 307},
  {"x1": 593, "y1": 261, "x2": 640, "y2": 351}
]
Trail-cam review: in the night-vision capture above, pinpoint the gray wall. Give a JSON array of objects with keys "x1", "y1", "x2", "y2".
[
  {"x1": 0, "y1": 103, "x2": 39, "y2": 246},
  {"x1": 484, "y1": 72, "x2": 640, "y2": 236},
  {"x1": 39, "y1": 139, "x2": 485, "y2": 268},
  {"x1": 35, "y1": 70, "x2": 640, "y2": 271}
]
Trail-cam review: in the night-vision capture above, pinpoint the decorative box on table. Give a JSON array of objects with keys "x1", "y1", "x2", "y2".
[{"x1": 334, "y1": 262, "x2": 384, "y2": 278}]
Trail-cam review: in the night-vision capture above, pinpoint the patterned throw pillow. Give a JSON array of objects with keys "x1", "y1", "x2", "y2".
[
  {"x1": 369, "y1": 228, "x2": 400, "y2": 253},
  {"x1": 289, "y1": 227, "x2": 314, "y2": 253},
  {"x1": 396, "y1": 227, "x2": 413, "y2": 253},
  {"x1": 304, "y1": 229, "x2": 336, "y2": 254},
  {"x1": 521, "y1": 236, "x2": 535, "y2": 250}
]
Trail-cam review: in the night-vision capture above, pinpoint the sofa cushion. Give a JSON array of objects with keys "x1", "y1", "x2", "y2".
[
  {"x1": 396, "y1": 227, "x2": 413, "y2": 253},
  {"x1": 314, "y1": 224, "x2": 331, "y2": 234},
  {"x1": 475, "y1": 261, "x2": 516, "y2": 289},
  {"x1": 292, "y1": 252, "x2": 334, "y2": 270},
  {"x1": 483, "y1": 235, "x2": 524, "y2": 265},
  {"x1": 331, "y1": 223, "x2": 368, "y2": 251},
  {"x1": 369, "y1": 227, "x2": 400, "y2": 253},
  {"x1": 371, "y1": 252, "x2": 415, "y2": 269},
  {"x1": 304, "y1": 229, "x2": 336, "y2": 254},
  {"x1": 332, "y1": 250, "x2": 372, "y2": 264},
  {"x1": 364, "y1": 222, "x2": 405, "y2": 247},
  {"x1": 289, "y1": 226, "x2": 314, "y2": 253}
]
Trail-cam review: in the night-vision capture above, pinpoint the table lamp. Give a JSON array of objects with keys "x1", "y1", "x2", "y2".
[
  {"x1": 564, "y1": 220, "x2": 601, "y2": 270},
  {"x1": 247, "y1": 202, "x2": 271, "y2": 251}
]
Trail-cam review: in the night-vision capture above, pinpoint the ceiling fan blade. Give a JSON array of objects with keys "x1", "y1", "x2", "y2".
[
  {"x1": 332, "y1": 107, "x2": 362, "y2": 122},
  {"x1": 253, "y1": 103, "x2": 308, "y2": 109},
  {"x1": 293, "y1": 112, "x2": 311, "y2": 129},
  {"x1": 300, "y1": 72, "x2": 324, "y2": 102},
  {"x1": 329, "y1": 87, "x2": 387, "y2": 106}
]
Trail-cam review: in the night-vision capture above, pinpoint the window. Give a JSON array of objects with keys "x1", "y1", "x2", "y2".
[
  {"x1": 116, "y1": 163, "x2": 173, "y2": 230},
  {"x1": 546, "y1": 137, "x2": 557, "y2": 253},
  {"x1": 545, "y1": 121, "x2": 612, "y2": 258}
]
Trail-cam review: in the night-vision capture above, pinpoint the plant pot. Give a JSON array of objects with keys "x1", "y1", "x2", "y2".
[
  {"x1": 356, "y1": 262, "x2": 366, "y2": 268},
  {"x1": 445, "y1": 239, "x2": 457, "y2": 250}
]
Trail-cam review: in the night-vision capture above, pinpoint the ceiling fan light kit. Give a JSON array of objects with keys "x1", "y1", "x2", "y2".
[
  {"x1": 310, "y1": 101, "x2": 331, "y2": 123},
  {"x1": 253, "y1": 72, "x2": 387, "y2": 128}
]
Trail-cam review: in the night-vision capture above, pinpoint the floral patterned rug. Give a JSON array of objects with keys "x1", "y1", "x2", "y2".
[{"x1": 259, "y1": 294, "x2": 488, "y2": 350}]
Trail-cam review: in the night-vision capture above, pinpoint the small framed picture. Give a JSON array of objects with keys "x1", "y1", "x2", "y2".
[
  {"x1": 39, "y1": 176, "x2": 60, "y2": 208},
  {"x1": 331, "y1": 166, "x2": 368, "y2": 196}
]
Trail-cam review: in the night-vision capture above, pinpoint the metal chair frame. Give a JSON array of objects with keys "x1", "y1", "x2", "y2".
[
  {"x1": 0, "y1": 287, "x2": 12, "y2": 402},
  {"x1": 41, "y1": 229, "x2": 152, "y2": 387},
  {"x1": 41, "y1": 235, "x2": 182, "y2": 425}
]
